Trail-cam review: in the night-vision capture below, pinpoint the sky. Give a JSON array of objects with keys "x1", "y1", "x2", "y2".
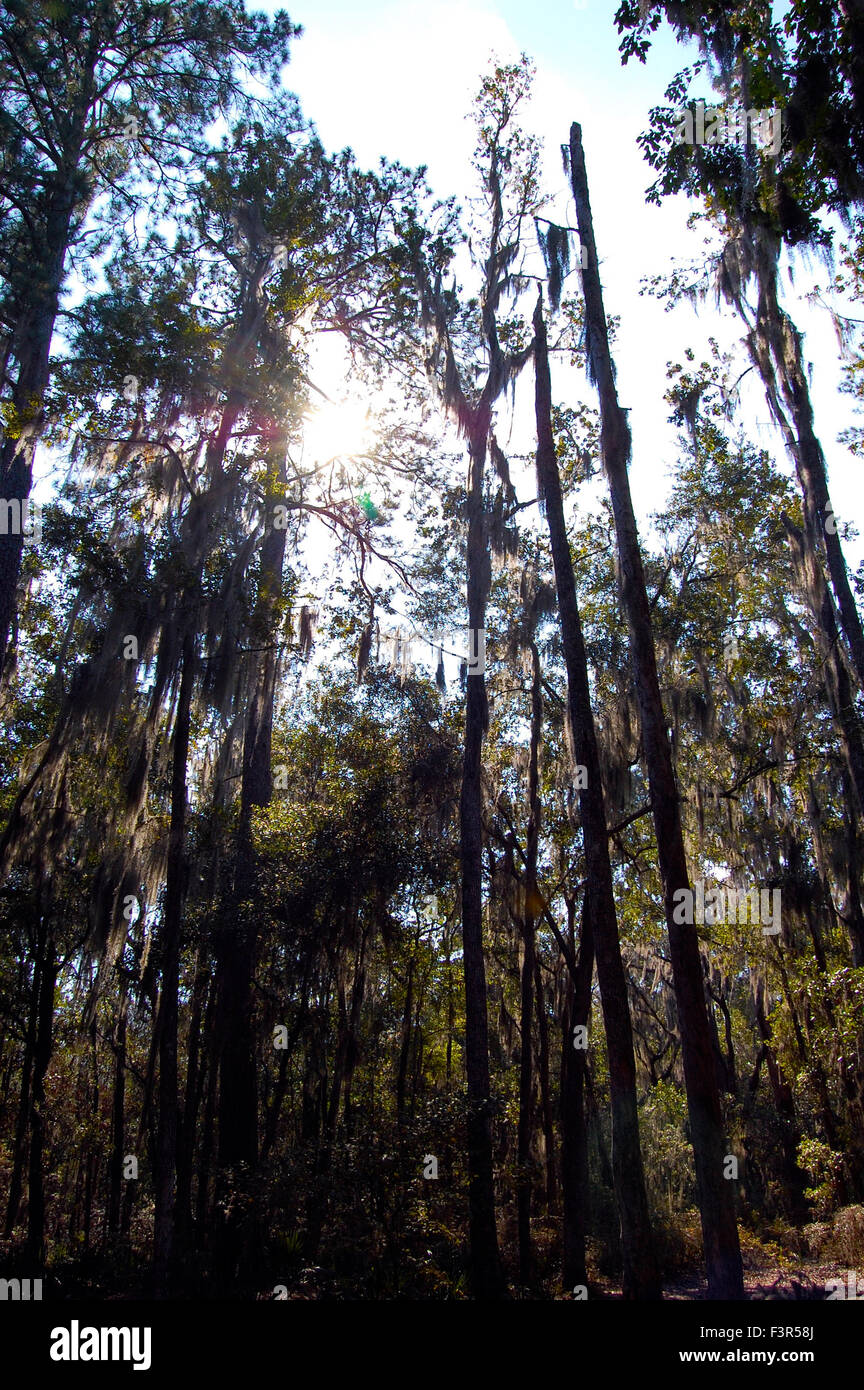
[{"x1": 266, "y1": 0, "x2": 863, "y2": 578}]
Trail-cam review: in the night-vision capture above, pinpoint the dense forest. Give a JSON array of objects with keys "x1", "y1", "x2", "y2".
[{"x1": 1, "y1": 0, "x2": 863, "y2": 1306}]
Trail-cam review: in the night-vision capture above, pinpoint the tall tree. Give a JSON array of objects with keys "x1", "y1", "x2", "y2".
[
  {"x1": 566, "y1": 122, "x2": 744, "y2": 1298},
  {"x1": 403, "y1": 58, "x2": 541, "y2": 1298},
  {"x1": 617, "y1": 0, "x2": 864, "y2": 693},
  {"x1": 0, "y1": 0, "x2": 299, "y2": 675},
  {"x1": 534, "y1": 292, "x2": 660, "y2": 1299}
]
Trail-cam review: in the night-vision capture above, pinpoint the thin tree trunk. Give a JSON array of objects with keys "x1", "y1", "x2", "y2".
[
  {"x1": 752, "y1": 978, "x2": 807, "y2": 1221},
  {"x1": 4, "y1": 952, "x2": 38, "y2": 1236},
  {"x1": 218, "y1": 453, "x2": 288, "y2": 1168},
  {"x1": 342, "y1": 926, "x2": 369, "y2": 1133},
  {"x1": 176, "y1": 953, "x2": 207, "y2": 1245},
  {"x1": 153, "y1": 631, "x2": 195, "y2": 1291},
  {"x1": 534, "y1": 294, "x2": 659, "y2": 1298},
  {"x1": 517, "y1": 639, "x2": 542, "y2": 1287},
  {"x1": 568, "y1": 121, "x2": 743, "y2": 1299},
  {"x1": 397, "y1": 951, "x2": 415, "y2": 1129},
  {"x1": 533, "y1": 953, "x2": 556, "y2": 1209},
  {"x1": 561, "y1": 894, "x2": 594, "y2": 1291},
  {"x1": 0, "y1": 168, "x2": 82, "y2": 674},
  {"x1": 749, "y1": 253, "x2": 864, "y2": 690},
  {"x1": 782, "y1": 512, "x2": 864, "y2": 813},
  {"x1": 516, "y1": 902, "x2": 536, "y2": 1289},
  {"x1": 26, "y1": 914, "x2": 57, "y2": 1269},
  {"x1": 842, "y1": 771, "x2": 864, "y2": 967},
  {"x1": 195, "y1": 1013, "x2": 219, "y2": 1240},
  {"x1": 460, "y1": 422, "x2": 505, "y2": 1299},
  {"x1": 261, "y1": 982, "x2": 310, "y2": 1160},
  {"x1": 108, "y1": 986, "x2": 128, "y2": 1237}
]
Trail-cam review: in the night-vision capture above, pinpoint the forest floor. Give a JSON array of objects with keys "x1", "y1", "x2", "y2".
[{"x1": 611, "y1": 1260, "x2": 852, "y2": 1300}]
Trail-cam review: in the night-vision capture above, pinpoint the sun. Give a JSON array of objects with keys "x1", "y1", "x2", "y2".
[{"x1": 301, "y1": 393, "x2": 372, "y2": 469}]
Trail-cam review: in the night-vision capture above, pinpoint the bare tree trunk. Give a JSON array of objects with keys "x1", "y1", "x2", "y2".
[
  {"x1": 842, "y1": 771, "x2": 864, "y2": 967},
  {"x1": 26, "y1": 913, "x2": 57, "y2": 1269},
  {"x1": 107, "y1": 986, "x2": 128, "y2": 1237},
  {"x1": 534, "y1": 294, "x2": 660, "y2": 1299},
  {"x1": 782, "y1": 512, "x2": 864, "y2": 813},
  {"x1": 342, "y1": 925, "x2": 368, "y2": 1133},
  {"x1": 0, "y1": 167, "x2": 82, "y2": 674},
  {"x1": 461, "y1": 422, "x2": 505, "y2": 1299},
  {"x1": 397, "y1": 950, "x2": 415, "y2": 1129},
  {"x1": 218, "y1": 453, "x2": 288, "y2": 1167},
  {"x1": 517, "y1": 642, "x2": 542, "y2": 1287},
  {"x1": 4, "y1": 953, "x2": 38, "y2": 1236},
  {"x1": 533, "y1": 953, "x2": 556, "y2": 1209},
  {"x1": 176, "y1": 953, "x2": 207, "y2": 1245},
  {"x1": 560, "y1": 895, "x2": 594, "y2": 1292},
  {"x1": 153, "y1": 631, "x2": 195, "y2": 1292},
  {"x1": 195, "y1": 1012, "x2": 219, "y2": 1240},
  {"x1": 749, "y1": 250, "x2": 864, "y2": 689},
  {"x1": 567, "y1": 122, "x2": 743, "y2": 1299},
  {"x1": 752, "y1": 978, "x2": 807, "y2": 1221},
  {"x1": 261, "y1": 975, "x2": 311, "y2": 1160}
]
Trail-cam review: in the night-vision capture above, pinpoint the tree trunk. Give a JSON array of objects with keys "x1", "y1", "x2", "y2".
[
  {"x1": 0, "y1": 168, "x2": 81, "y2": 674},
  {"x1": 218, "y1": 454, "x2": 288, "y2": 1168},
  {"x1": 533, "y1": 953, "x2": 556, "y2": 1209},
  {"x1": 342, "y1": 925, "x2": 368, "y2": 1133},
  {"x1": 782, "y1": 512, "x2": 864, "y2": 813},
  {"x1": 842, "y1": 771, "x2": 864, "y2": 967},
  {"x1": 749, "y1": 251, "x2": 864, "y2": 690},
  {"x1": 153, "y1": 631, "x2": 195, "y2": 1291},
  {"x1": 26, "y1": 914, "x2": 57, "y2": 1269},
  {"x1": 107, "y1": 986, "x2": 128, "y2": 1237},
  {"x1": 460, "y1": 422, "x2": 505, "y2": 1299},
  {"x1": 517, "y1": 639, "x2": 543, "y2": 1287},
  {"x1": 176, "y1": 953, "x2": 207, "y2": 1245},
  {"x1": 752, "y1": 977, "x2": 808, "y2": 1221},
  {"x1": 4, "y1": 951, "x2": 38, "y2": 1236},
  {"x1": 397, "y1": 951, "x2": 415, "y2": 1129},
  {"x1": 568, "y1": 121, "x2": 743, "y2": 1299},
  {"x1": 534, "y1": 293, "x2": 660, "y2": 1299},
  {"x1": 516, "y1": 903, "x2": 537, "y2": 1292},
  {"x1": 561, "y1": 894, "x2": 594, "y2": 1291}
]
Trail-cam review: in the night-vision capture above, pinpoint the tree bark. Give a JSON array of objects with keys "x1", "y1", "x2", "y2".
[
  {"x1": 568, "y1": 121, "x2": 743, "y2": 1299},
  {"x1": 176, "y1": 953, "x2": 207, "y2": 1245},
  {"x1": 460, "y1": 421, "x2": 505, "y2": 1299},
  {"x1": 218, "y1": 452, "x2": 288, "y2": 1169},
  {"x1": 560, "y1": 894, "x2": 594, "y2": 1292},
  {"x1": 0, "y1": 164, "x2": 83, "y2": 674},
  {"x1": 4, "y1": 950, "x2": 38, "y2": 1237},
  {"x1": 752, "y1": 977, "x2": 808, "y2": 1221},
  {"x1": 533, "y1": 953, "x2": 556, "y2": 1209},
  {"x1": 517, "y1": 641, "x2": 541, "y2": 1287},
  {"x1": 107, "y1": 986, "x2": 128, "y2": 1237},
  {"x1": 749, "y1": 250, "x2": 864, "y2": 691},
  {"x1": 782, "y1": 512, "x2": 864, "y2": 813},
  {"x1": 26, "y1": 913, "x2": 57, "y2": 1269},
  {"x1": 397, "y1": 950, "x2": 415, "y2": 1129},
  {"x1": 534, "y1": 293, "x2": 660, "y2": 1299},
  {"x1": 153, "y1": 631, "x2": 195, "y2": 1291}
]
